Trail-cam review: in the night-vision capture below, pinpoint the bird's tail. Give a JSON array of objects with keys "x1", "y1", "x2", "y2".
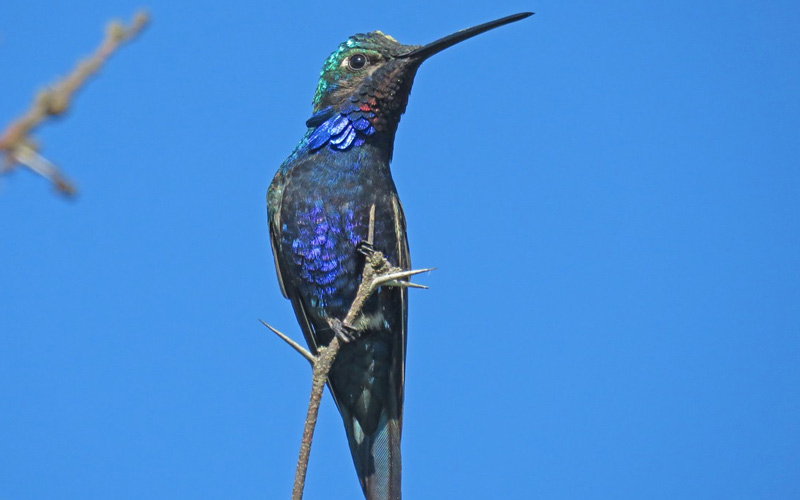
[{"x1": 342, "y1": 408, "x2": 402, "y2": 500}]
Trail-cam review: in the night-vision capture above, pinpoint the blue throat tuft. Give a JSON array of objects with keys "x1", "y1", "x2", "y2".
[{"x1": 306, "y1": 103, "x2": 376, "y2": 151}]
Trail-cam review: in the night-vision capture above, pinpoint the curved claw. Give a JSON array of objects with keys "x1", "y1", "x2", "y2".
[{"x1": 356, "y1": 241, "x2": 376, "y2": 256}]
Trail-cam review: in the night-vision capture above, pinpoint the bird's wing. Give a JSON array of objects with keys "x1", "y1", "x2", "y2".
[
  {"x1": 390, "y1": 192, "x2": 410, "y2": 421},
  {"x1": 289, "y1": 294, "x2": 323, "y2": 355},
  {"x1": 267, "y1": 181, "x2": 290, "y2": 299},
  {"x1": 268, "y1": 230, "x2": 289, "y2": 299}
]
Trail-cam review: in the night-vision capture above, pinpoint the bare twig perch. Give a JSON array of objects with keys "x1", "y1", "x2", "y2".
[
  {"x1": 0, "y1": 10, "x2": 149, "y2": 196},
  {"x1": 262, "y1": 205, "x2": 433, "y2": 500}
]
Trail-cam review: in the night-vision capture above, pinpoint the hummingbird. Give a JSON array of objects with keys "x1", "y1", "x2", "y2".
[{"x1": 267, "y1": 12, "x2": 532, "y2": 500}]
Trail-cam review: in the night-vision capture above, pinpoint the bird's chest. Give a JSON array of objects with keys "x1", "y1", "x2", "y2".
[{"x1": 278, "y1": 151, "x2": 400, "y2": 314}]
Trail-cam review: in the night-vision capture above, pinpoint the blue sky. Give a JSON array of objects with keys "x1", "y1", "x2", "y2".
[{"x1": 2, "y1": 1, "x2": 799, "y2": 499}]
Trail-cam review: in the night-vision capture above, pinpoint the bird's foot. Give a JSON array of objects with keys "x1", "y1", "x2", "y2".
[
  {"x1": 356, "y1": 240, "x2": 376, "y2": 256},
  {"x1": 356, "y1": 240, "x2": 433, "y2": 289},
  {"x1": 329, "y1": 318, "x2": 362, "y2": 343}
]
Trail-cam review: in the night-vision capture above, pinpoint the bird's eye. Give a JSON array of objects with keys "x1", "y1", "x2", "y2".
[{"x1": 348, "y1": 53, "x2": 368, "y2": 70}]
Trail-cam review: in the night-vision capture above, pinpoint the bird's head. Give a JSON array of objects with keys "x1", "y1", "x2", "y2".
[{"x1": 306, "y1": 13, "x2": 532, "y2": 149}]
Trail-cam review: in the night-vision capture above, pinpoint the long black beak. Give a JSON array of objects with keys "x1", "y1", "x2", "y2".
[{"x1": 399, "y1": 12, "x2": 533, "y2": 60}]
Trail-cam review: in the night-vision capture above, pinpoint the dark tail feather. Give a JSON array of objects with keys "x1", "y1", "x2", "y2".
[{"x1": 343, "y1": 409, "x2": 402, "y2": 500}]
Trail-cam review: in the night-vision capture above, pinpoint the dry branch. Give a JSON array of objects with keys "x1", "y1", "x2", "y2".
[{"x1": 0, "y1": 10, "x2": 149, "y2": 196}]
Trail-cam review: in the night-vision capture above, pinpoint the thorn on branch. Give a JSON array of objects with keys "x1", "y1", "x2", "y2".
[{"x1": 259, "y1": 319, "x2": 316, "y2": 364}]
